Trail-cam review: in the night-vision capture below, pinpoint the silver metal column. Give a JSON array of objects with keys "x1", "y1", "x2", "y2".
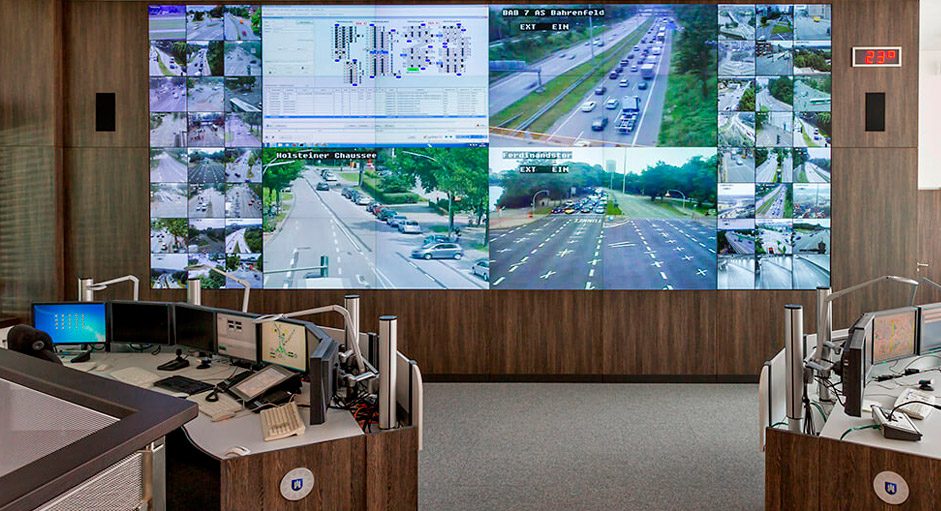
[
  {"x1": 77, "y1": 278, "x2": 95, "y2": 302},
  {"x1": 344, "y1": 294, "x2": 360, "y2": 349},
  {"x1": 785, "y1": 304, "x2": 805, "y2": 433},
  {"x1": 815, "y1": 286, "x2": 833, "y2": 401},
  {"x1": 378, "y1": 315, "x2": 397, "y2": 430},
  {"x1": 186, "y1": 278, "x2": 202, "y2": 305}
]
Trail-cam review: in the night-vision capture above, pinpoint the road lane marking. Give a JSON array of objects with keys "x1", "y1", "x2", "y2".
[
  {"x1": 493, "y1": 276, "x2": 505, "y2": 287},
  {"x1": 660, "y1": 272, "x2": 668, "y2": 280}
]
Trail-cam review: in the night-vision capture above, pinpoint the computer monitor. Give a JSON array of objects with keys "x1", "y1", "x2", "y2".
[
  {"x1": 871, "y1": 306, "x2": 918, "y2": 365},
  {"x1": 918, "y1": 303, "x2": 941, "y2": 354},
  {"x1": 307, "y1": 323, "x2": 339, "y2": 425},
  {"x1": 31, "y1": 302, "x2": 107, "y2": 346},
  {"x1": 216, "y1": 311, "x2": 259, "y2": 362},
  {"x1": 260, "y1": 319, "x2": 308, "y2": 372},
  {"x1": 109, "y1": 301, "x2": 173, "y2": 345},
  {"x1": 173, "y1": 303, "x2": 216, "y2": 353},
  {"x1": 841, "y1": 313, "x2": 873, "y2": 417}
]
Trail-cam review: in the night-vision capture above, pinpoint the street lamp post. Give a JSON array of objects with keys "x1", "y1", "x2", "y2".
[
  {"x1": 664, "y1": 189, "x2": 688, "y2": 214},
  {"x1": 532, "y1": 189, "x2": 550, "y2": 218}
]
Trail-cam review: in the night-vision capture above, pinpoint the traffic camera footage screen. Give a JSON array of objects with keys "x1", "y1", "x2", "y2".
[{"x1": 148, "y1": 4, "x2": 831, "y2": 291}]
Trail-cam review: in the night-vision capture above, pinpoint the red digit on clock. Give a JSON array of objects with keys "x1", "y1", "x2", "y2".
[
  {"x1": 866, "y1": 50, "x2": 875, "y2": 64},
  {"x1": 877, "y1": 50, "x2": 885, "y2": 64}
]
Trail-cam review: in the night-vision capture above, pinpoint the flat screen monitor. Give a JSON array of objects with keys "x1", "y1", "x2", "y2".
[
  {"x1": 109, "y1": 301, "x2": 173, "y2": 345},
  {"x1": 173, "y1": 303, "x2": 216, "y2": 353},
  {"x1": 216, "y1": 311, "x2": 259, "y2": 362},
  {"x1": 260, "y1": 319, "x2": 308, "y2": 372},
  {"x1": 31, "y1": 302, "x2": 107, "y2": 346},
  {"x1": 919, "y1": 303, "x2": 941, "y2": 354},
  {"x1": 307, "y1": 323, "x2": 339, "y2": 425},
  {"x1": 871, "y1": 306, "x2": 918, "y2": 365}
]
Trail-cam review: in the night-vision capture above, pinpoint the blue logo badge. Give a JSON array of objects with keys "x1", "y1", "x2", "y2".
[
  {"x1": 885, "y1": 482, "x2": 897, "y2": 495},
  {"x1": 291, "y1": 478, "x2": 304, "y2": 491}
]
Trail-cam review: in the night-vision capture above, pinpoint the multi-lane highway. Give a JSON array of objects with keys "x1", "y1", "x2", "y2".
[
  {"x1": 719, "y1": 42, "x2": 755, "y2": 76},
  {"x1": 150, "y1": 45, "x2": 183, "y2": 77},
  {"x1": 226, "y1": 184, "x2": 261, "y2": 218},
  {"x1": 188, "y1": 185, "x2": 224, "y2": 219},
  {"x1": 794, "y1": 227, "x2": 829, "y2": 253},
  {"x1": 151, "y1": 150, "x2": 187, "y2": 182},
  {"x1": 758, "y1": 224, "x2": 791, "y2": 255},
  {"x1": 151, "y1": 114, "x2": 186, "y2": 146},
  {"x1": 795, "y1": 116, "x2": 828, "y2": 147},
  {"x1": 719, "y1": 256, "x2": 755, "y2": 289},
  {"x1": 188, "y1": 157, "x2": 224, "y2": 183},
  {"x1": 187, "y1": 47, "x2": 211, "y2": 76},
  {"x1": 720, "y1": 150, "x2": 754, "y2": 182},
  {"x1": 792, "y1": 254, "x2": 830, "y2": 289},
  {"x1": 225, "y1": 44, "x2": 260, "y2": 75},
  {"x1": 225, "y1": 80, "x2": 261, "y2": 112},
  {"x1": 188, "y1": 79, "x2": 223, "y2": 111},
  {"x1": 755, "y1": 150, "x2": 793, "y2": 182},
  {"x1": 757, "y1": 255, "x2": 792, "y2": 289},
  {"x1": 150, "y1": 78, "x2": 185, "y2": 111},
  {"x1": 226, "y1": 149, "x2": 261, "y2": 182},
  {"x1": 150, "y1": 228, "x2": 185, "y2": 253},
  {"x1": 224, "y1": 12, "x2": 259, "y2": 40},
  {"x1": 151, "y1": 185, "x2": 187, "y2": 217},
  {"x1": 719, "y1": 113, "x2": 755, "y2": 146},
  {"x1": 225, "y1": 228, "x2": 251, "y2": 253},
  {"x1": 188, "y1": 120, "x2": 224, "y2": 146},
  {"x1": 799, "y1": 161, "x2": 830, "y2": 183},
  {"x1": 718, "y1": 81, "x2": 748, "y2": 111},
  {"x1": 756, "y1": 184, "x2": 789, "y2": 219},
  {"x1": 153, "y1": 269, "x2": 185, "y2": 289},
  {"x1": 757, "y1": 83, "x2": 791, "y2": 112},
  {"x1": 489, "y1": 15, "x2": 646, "y2": 116},
  {"x1": 757, "y1": 113, "x2": 792, "y2": 147},
  {"x1": 793, "y1": 79, "x2": 831, "y2": 112},
  {"x1": 719, "y1": 185, "x2": 755, "y2": 219},
  {"x1": 263, "y1": 169, "x2": 486, "y2": 289},
  {"x1": 722, "y1": 230, "x2": 755, "y2": 255},
  {"x1": 226, "y1": 114, "x2": 260, "y2": 146},
  {"x1": 188, "y1": 15, "x2": 223, "y2": 40},
  {"x1": 189, "y1": 222, "x2": 224, "y2": 253},
  {"x1": 543, "y1": 24, "x2": 675, "y2": 147}
]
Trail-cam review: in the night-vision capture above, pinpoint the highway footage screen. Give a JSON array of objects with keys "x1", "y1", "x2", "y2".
[{"x1": 148, "y1": 4, "x2": 831, "y2": 291}]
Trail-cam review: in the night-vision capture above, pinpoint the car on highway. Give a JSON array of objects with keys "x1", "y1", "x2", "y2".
[
  {"x1": 551, "y1": 207, "x2": 563, "y2": 214},
  {"x1": 315, "y1": 182, "x2": 330, "y2": 191},
  {"x1": 356, "y1": 194, "x2": 372, "y2": 206},
  {"x1": 378, "y1": 209, "x2": 397, "y2": 221},
  {"x1": 633, "y1": 45, "x2": 640, "y2": 51},
  {"x1": 631, "y1": 64, "x2": 639, "y2": 72},
  {"x1": 472, "y1": 259, "x2": 489, "y2": 281},
  {"x1": 573, "y1": 139, "x2": 591, "y2": 147},
  {"x1": 349, "y1": 190, "x2": 361, "y2": 202},
  {"x1": 591, "y1": 117, "x2": 608, "y2": 131},
  {"x1": 411, "y1": 243, "x2": 463, "y2": 261},
  {"x1": 608, "y1": 71, "x2": 619, "y2": 79},
  {"x1": 594, "y1": 206, "x2": 606, "y2": 214},
  {"x1": 594, "y1": 85, "x2": 606, "y2": 95},
  {"x1": 398, "y1": 220, "x2": 421, "y2": 234},
  {"x1": 638, "y1": 81, "x2": 648, "y2": 90},
  {"x1": 568, "y1": 54, "x2": 576, "y2": 60},
  {"x1": 605, "y1": 98, "x2": 620, "y2": 110},
  {"x1": 564, "y1": 207, "x2": 576, "y2": 214},
  {"x1": 619, "y1": 78, "x2": 630, "y2": 88},
  {"x1": 581, "y1": 101, "x2": 597, "y2": 112},
  {"x1": 627, "y1": 53, "x2": 635, "y2": 59},
  {"x1": 581, "y1": 206, "x2": 593, "y2": 213},
  {"x1": 341, "y1": 187, "x2": 353, "y2": 198},
  {"x1": 323, "y1": 172, "x2": 338, "y2": 182},
  {"x1": 387, "y1": 214, "x2": 408, "y2": 227}
]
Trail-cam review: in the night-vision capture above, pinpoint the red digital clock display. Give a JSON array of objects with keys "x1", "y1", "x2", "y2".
[{"x1": 852, "y1": 47, "x2": 902, "y2": 67}]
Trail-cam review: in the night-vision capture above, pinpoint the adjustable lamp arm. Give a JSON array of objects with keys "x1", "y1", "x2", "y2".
[{"x1": 86, "y1": 275, "x2": 140, "y2": 301}]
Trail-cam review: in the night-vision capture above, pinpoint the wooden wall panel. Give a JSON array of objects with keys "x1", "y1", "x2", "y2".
[
  {"x1": 365, "y1": 428, "x2": 418, "y2": 511},
  {"x1": 831, "y1": 0, "x2": 919, "y2": 148},
  {"x1": 830, "y1": 148, "x2": 918, "y2": 328},
  {"x1": 916, "y1": 190, "x2": 941, "y2": 304},
  {"x1": 602, "y1": 292, "x2": 715, "y2": 376},
  {"x1": 64, "y1": 1, "x2": 148, "y2": 148},
  {"x1": 0, "y1": 0, "x2": 60, "y2": 147}
]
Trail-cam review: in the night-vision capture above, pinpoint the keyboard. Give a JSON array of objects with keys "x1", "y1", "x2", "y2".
[
  {"x1": 110, "y1": 367, "x2": 161, "y2": 387},
  {"x1": 189, "y1": 392, "x2": 242, "y2": 422},
  {"x1": 894, "y1": 388, "x2": 936, "y2": 420},
  {"x1": 260, "y1": 401, "x2": 306, "y2": 441},
  {"x1": 154, "y1": 375, "x2": 214, "y2": 396}
]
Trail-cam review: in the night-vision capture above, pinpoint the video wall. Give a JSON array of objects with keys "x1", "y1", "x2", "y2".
[{"x1": 148, "y1": 4, "x2": 831, "y2": 291}]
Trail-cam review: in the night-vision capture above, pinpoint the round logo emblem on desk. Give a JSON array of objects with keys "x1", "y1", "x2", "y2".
[
  {"x1": 873, "y1": 470, "x2": 909, "y2": 505},
  {"x1": 280, "y1": 467, "x2": 315, "y2": 501}
]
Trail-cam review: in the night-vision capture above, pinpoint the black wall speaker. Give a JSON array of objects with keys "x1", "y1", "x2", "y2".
[
  {"x1": 865, "y1": 92, "x2": 885, "y2": 132},
  {"x1": 95, "y1": 92, "x2": 116, "y2": 132}
]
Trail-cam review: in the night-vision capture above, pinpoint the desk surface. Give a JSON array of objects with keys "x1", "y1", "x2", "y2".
[
  {"x1": 819, "y1": 354, "x2": 941, "y2": 459},
  {"x1": 71, "y1": 350, "x2": 363, "y2": 460}
]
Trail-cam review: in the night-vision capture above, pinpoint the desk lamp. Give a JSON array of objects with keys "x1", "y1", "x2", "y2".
[
  {"x1": 184, "y1": 264, "x2": 251, "y2": 312},
  {"x1": 77, "y1": 275, "x2": 140, "y2": 302},
  {"x1": 813, "y1": 276, "x2": 919, "y2": 401}
]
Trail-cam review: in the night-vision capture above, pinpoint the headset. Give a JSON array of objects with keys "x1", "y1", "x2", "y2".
[{"x1": 7, "y1": 325, "x2": 62, "y2": 364}]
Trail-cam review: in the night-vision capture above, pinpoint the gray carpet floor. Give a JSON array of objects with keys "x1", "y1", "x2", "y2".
[{"x1": 419, "y1": 383, "x2": 763, "y2": 511}]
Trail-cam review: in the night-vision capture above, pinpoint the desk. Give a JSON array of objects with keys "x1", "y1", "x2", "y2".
[
  {"x1": 766, "y1": 354, "x2": 941, "y2": 510},
  {"x1": 66, "y1": 350, "x2": 417, "y2": 511}
]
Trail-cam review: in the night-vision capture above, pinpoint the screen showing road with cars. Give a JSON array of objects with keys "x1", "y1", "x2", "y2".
[{"x1": 148, "y1": 4, "x2": 831, "y2": 291}]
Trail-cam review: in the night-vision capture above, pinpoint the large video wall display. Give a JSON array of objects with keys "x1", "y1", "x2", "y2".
[{"x1": 148, "y1": 4, "x2": 831, "y2": 291}]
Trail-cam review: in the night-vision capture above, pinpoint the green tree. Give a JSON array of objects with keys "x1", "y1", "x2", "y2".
[
  {"x1": 738, "y1": 82, "x2": 756, "y2": 111},
  {"x1": 769, "y1": 76, "x2": 793, "y2": 105}
]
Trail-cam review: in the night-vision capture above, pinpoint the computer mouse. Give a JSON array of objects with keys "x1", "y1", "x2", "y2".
[
  {"x1": 224, "y1": 445, "x2": 251, "y2": 458},
  {"x1": 94, "y1": 363, "x2": 111, "y2": 371}
]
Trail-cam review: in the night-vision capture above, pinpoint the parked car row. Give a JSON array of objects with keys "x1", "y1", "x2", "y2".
[{"x1": 550, "y1": 192, "x2": 609, "y2": 215}]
